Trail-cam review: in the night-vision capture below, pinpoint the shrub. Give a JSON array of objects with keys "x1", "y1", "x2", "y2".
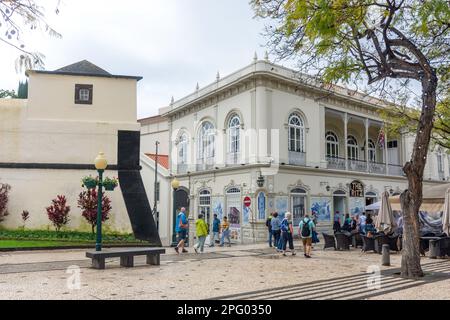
[
  {"x1": 81, "y1": 175, "x2": 98, "y2": 189},
  {"x1": 21, "y1": 210, "x2": 30, "y2": 228},
  {"x1": 46, "y1": 195, "x2": 70, "y2": 232},
  {"x1": 103, "y1": 176, "x2": 119, "y2": 190},
  {"x1": 0, "y1": 183, "x2": 11, "y2": 223},
  {"x1": 77, "y1": 189, "x2": 112, "y2": 234}
]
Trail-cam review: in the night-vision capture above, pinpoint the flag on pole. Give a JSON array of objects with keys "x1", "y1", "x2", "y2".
[{"x1": 377, "y1": 127, "x2": 385, "y2": 149}]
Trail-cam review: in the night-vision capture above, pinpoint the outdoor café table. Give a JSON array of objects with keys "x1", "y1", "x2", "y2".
[{"x1": 420, "y1": 237, "x2": 441, "y2": 258}]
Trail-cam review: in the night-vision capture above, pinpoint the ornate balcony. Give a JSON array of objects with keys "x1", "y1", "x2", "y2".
[
  {"x1": 326, "y1": 156, "x2": 346, "y2": 170},
  {"x1": 388, "y1": 164, "x2": 404, "y2": 177},
  {"x1": 226, "y1": 152, "x2": 241, "y2": 167},
  {"x1": 288, "y1": 151, "x2": 306, "y2": 166},
  {"x1": 368, "y1": 161, "x2": 386, "y2": 175},
  {"x1": 177, "y1": 163, "x2": 188, "y2": 174},
  {"x1": 347, "y1": 159, "x2": 367, "y2": 172}
]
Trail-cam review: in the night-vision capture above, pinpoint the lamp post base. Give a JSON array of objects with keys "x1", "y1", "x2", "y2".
[{"x1": 95, "y1": 243, "x2": 102, "y2": 251}]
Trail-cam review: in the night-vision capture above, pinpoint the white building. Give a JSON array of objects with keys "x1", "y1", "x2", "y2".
[
  {"x1": 140, "y1": 58, "x2": 449, "y2": 246},
  {"x1": 1, "y1": 60, "x2": 160, "y2": 245}
]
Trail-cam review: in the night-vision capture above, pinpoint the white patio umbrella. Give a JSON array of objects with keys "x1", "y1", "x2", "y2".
[
  {"x1": 442, "y1": 187, "x2": 450, "y2": 235},
  {"x1": 375, "y1": 191, "x2": 396, "y2": 233},
  {"x1": 365, "y1": 201, "x2": 381, "y2": 211}
]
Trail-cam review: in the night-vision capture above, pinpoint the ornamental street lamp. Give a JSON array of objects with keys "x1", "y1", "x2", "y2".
[
  {"x1": 171, "y1": 177, "x2": 180, "y2": 246},
  {"x1": 94, "y1": 151, "x2": 107, "y2": 251}
]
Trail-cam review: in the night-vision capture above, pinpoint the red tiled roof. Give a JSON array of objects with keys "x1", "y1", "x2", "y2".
[{"x1": 145, "y1": 153, "x2": 169, "y2": 169}]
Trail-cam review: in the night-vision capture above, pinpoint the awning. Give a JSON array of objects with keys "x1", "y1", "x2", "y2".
[{"x1": 389, "y1": 183, "x2": 450, "y2": 212}]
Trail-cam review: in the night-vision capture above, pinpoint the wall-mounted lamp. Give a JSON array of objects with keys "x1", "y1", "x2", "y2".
[{"x1": 257, "y1": 173, "x2": 265, "y2": 188}]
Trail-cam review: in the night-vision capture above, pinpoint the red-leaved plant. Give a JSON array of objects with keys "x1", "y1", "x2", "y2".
[
  {"x1": 77, "y1": 189, "x2": 112, "y2": 234},
  {"x1": 0, "y1": 183, "x2": 11, "y2": 223},
  {"x1": 46, "y1": 195, "x2": 70, "y2": 232},
  {"x1": 21, "y1": 210, "x2": 30, "y2": 228}
]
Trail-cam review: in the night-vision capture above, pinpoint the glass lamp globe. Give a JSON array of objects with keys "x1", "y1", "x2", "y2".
[
  {"x1": 171, "y1": 177, "x2": 180, "y2": 190},
  {"x1": 94, "y1": 152, "x2": 108, "y2": 170}
]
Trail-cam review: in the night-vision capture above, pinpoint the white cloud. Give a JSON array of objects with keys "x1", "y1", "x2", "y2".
[{"x1": 0, "y1": 0, "x2": 268, "y2": 118}]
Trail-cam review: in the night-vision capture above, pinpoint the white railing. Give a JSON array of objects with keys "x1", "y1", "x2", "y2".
[
  {"x1": 326, "y1": 156, "x2": 346, "y2": 170},
  {"x1": 288, "y1": 151, "x2": 306, "y2": 166},
  {"x1": 368, "y1": 162, "x2": 386, "y2": 175}
]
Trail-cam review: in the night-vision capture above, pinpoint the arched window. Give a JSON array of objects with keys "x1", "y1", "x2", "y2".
[
  {"x1": 437, "y1": 148, "x2": 444, "y2": 173},
  {"x1": 326, "y1": 131, "x2": 339, "y2": 158},
  {"x1": 178, "y1": 133, "x2": 188, "y2": 165},
  {"x1": 288, "y1": 114, "x2": 305, "y2": 152},
  {"x1": 257, "y1": 192, "x2": 266, "y2": 220},
  {"x1": 228, "y1": 115, "x2": 240, "y2": 154},
  {"x1": 291, "y1": 188, "x2": 307, "y2": 229},
  {"x1": 347, "y1": 135, "x2": 359, "y2": 160},
  {"x1": 368, "y1": 139, "x2": 376, "y2": 162},
  {"x1": 198, "y1": 189, "x2": 211, "y2": 225},
  {"x1": 197, "y1": 121, "x2": 215, "y2": 163},
  {"x1": 226, "y1": 187, "x2": 241, "y2": 227}
]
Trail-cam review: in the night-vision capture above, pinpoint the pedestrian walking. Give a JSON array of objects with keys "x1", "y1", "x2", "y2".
[
  {"x1": 209, "y1": 213, "x2": 221, "y2": 247},
  {"x1": 280, "y1": 212, "x2": 295, "y2": 256},
  {"x1": 270, "y1": 212, "x2": 281, "y2": 252},
  {"x1": 299, "y1": 214, "x2": 315, "y2": 258},
  {"x1": 266, "y1": 212, "x2": 273, "y2": 247},
  {"x1": 194, "y1": 213, "x2": 208, "y2": 254},
  {"x1": 175, "y1": 207, "x2": 189, "y2": 254},
  {"x1": 219, "y1": 216, "x2": 231, "y2": 247}
]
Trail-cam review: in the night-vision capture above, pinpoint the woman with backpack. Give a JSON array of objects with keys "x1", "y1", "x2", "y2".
[{"x1": 280, "y1": 212, "x2": 295, "y2": 256}]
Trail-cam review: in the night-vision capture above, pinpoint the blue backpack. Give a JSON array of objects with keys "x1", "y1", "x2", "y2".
[{"x1": 280, "y1": 219, "x2": 289, "y2": 232}]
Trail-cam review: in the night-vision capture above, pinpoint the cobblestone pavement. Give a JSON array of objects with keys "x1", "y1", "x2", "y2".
[{"x1": 0, "y1": 242, "x2": 449, "y2": 300}]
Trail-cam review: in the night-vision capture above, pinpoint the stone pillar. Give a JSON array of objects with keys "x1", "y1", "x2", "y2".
[
  {"x1": 344, "y1": 113, "x2": 348, "y2": 170},
  {"x1": 384, "y1": 124, "x2": 389, "y2": 175},
  {"x1": 319, "y1": 105, "x2": 327, "y2": 168},
  {"x1": 365, "y1": 118, "x2": 369, "y2": 172}
]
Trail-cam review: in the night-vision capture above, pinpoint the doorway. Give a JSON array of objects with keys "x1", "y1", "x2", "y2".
[{"x1": 333, "y1": 190, "x2": 346, "y2": 225}]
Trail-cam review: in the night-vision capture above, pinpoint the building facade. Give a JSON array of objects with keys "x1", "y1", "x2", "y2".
[
  {"x1": 141, "y1": 59, "x2": 449, "y2": 246},
  {"x1": 0, "y1": 60, "x2": 160, "y2": 243}
]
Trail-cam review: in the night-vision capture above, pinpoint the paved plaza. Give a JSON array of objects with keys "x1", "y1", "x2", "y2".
[{"x1": 0, "y1": 242, "x2": 449, "y2": 300}]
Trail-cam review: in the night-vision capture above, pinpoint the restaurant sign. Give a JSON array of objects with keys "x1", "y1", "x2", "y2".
[{"x1": 349, "y1": 180, "x2": 364, "y2": 197}]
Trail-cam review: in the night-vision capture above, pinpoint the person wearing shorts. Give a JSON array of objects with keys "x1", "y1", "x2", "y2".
[
  {"x1": 175, "y1": 207, "x2": 188, "y2": 254},
  {"x1": 299, "y1": 214, "x2": 315, "y2": 258}
]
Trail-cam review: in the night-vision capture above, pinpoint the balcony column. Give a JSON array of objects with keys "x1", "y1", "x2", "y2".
[
  {"x1": 384, "y1": 123, "x2": 389, "y2": 175},
  {"x1": 365, "y1": 118, "x2": 369, "y2": 172},
  {"x1": 344, "y1": 112, "x2": 348, "y2": 170}
]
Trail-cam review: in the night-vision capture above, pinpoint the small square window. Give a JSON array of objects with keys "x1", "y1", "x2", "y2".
[{"x1": 75, "y1": 84, "x2": 93, "y2": 104}]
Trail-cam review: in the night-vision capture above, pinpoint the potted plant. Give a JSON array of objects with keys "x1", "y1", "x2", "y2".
[
  {"x1": 103, "y1": 177, "x2": 119, "y2": 191},
  {"x1": 82, "y1": 176, "x2": 97, "y2": 189}
]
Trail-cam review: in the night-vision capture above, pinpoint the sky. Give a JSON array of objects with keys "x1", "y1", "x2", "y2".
[{"x1": 0, "y1": 0, "x2": 275, "y2": 119}]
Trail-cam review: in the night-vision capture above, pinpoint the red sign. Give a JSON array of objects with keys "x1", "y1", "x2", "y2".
[{"x1": 243, "y1": 196, "x2": 251, "y2": 207}]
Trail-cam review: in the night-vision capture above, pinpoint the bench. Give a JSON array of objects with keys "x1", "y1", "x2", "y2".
[{"x1": 86, "y1": 248, "x2": 166, "y2": 269}]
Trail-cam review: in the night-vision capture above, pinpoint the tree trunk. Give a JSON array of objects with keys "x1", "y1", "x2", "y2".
[{"x1": 400, "y1": 73, "x2": 437, "y2": 279}]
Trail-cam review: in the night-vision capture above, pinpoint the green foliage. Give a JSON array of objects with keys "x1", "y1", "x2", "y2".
[
  {"x1": 0, "y1": 89, "x2": 17, "y2": 99},
  {"x1": 17, "y1": 81, "x2": 28, "y2": 99},
  {"x1": 251, "y1": 0, "x2": 449, "y2": 90},
  {"x1": 380, "y1": 96, "x2": 450, "y2": 151},
  {"x1": 0, "y1": 229, "x2": 138, "y2": 243},
  {"x1": 0, "y1": 0, "x2": 62, "y2": 72}
]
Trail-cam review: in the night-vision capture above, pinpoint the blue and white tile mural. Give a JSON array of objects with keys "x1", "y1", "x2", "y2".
[
  {"x1": 243, "y1": 205, "x2": 250, "y2": 224},
  {"x1": 310, "y1": 197, "x2": 331, "y2": 222},
  {"x1": 275, "y1": 196, "x2": 289, "y2": 220},
  {"x1": 349, "y1": 197, "x2": 365, "y2": 216},
  {"x1": 212, "y1": 197, "x2": 224, "y2": 220}
]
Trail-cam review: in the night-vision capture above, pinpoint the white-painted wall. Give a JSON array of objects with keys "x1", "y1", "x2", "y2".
[{"x1": 0, "y1": 71, "x2": 140, "y2": 233}]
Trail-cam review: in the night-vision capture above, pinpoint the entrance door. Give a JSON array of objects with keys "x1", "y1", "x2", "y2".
[
  {"x1": 226, "y1": 187, "x2": 241, "y2": 243},
  {"x1": 291, "y1": 188, "x2": 306, "y2": 234},
  {"x1": 333, "y1": 197, "x2": 345, "y2": 224},
  {"x1": 332, "y1": 190, "x2": 346, "y2": 225}
]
